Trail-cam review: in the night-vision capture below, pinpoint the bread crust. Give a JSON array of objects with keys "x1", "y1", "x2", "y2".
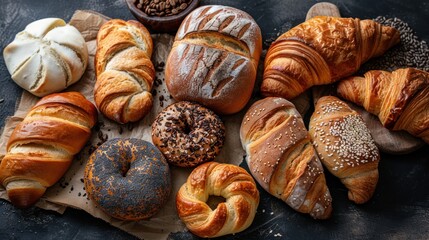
[
  {"x1": 262, "y1": 16, "x2": 400, "y2": 99},
  {"x1": 0, "y1": 92, "x2": 97, "y2": 208},
  {"x1": 84, "y1": 138, "x2": 171, "y2": 221},
  {"x1": 94, "y1": 19, "x2": 155, "y2": 123},
  {"x1": 240, "y1": 97, "x2": 332, "y2": 219},
  {"x1": 176, "y1": 162, "x2": 259, "y2": 237},
  {"x1": 337, "y1": 68, "x2": 429, "y2": 143},
  {"x1": 309, "y1": 96, "x2": 380, "y2": 204},
  {"x1": 165, "y1": 5, "x2": 262, "y2": 114},
  {"x1": 151, "y1": 101, "x2": 225, "y2": 167}
]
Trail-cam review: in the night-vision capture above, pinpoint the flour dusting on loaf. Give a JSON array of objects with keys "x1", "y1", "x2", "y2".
[
  {"x1": 176, "y1": 5, "x2": 262, "y2": 57},
  {"x1": 166, "y1": 5, "x2": 262, "y2": 114}
]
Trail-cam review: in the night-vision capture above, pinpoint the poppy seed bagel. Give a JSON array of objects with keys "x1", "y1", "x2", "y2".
[{"x1": 84, "y1": 138, "x2": 171, "y2": 221}]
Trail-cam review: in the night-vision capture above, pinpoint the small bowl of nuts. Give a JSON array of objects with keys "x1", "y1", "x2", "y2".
[{"x1": 125, "y1": 0, "x2": 200, "y2": 33}]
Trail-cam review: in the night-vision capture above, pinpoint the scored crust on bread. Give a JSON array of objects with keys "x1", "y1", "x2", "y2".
[{"x1": 165, "y1": 5, "x2": 262, "y2": 114}]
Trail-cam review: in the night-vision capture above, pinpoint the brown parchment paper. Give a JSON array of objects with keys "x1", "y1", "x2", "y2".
[{"x1": 0, "y1": 10, "x2": 246, "y2": 239}]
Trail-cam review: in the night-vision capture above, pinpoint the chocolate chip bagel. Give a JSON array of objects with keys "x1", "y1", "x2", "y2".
[
  {"x1": 152, "y1": 101, "x2": 225, "y2": 167},
  {"x1": 84, "y1": 138, "x2": 171, "y2": 221}
]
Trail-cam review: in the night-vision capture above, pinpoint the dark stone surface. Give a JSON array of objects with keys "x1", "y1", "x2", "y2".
[{"x1": 0, "y1": 0, "x2": 428, "y2": 239}]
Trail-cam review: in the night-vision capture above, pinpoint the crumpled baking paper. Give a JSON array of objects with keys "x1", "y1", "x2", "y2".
[{"x1": 0, "y1": 10, "x2": 246, "y2": 239}]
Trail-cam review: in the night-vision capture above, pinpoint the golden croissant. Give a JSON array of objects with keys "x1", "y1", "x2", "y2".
[
  {"x1": 240, "y1": 97, "x2": 332, "y2": 219},
  {"x1": 309, "y1": 96, "x2": 380, "y2": 204},
  {"x1": 176, "y1": 162, "x2": 259, "y2": 238},
  {"x1": 0, "y1": 92, "x2": 97, "y2": 208},
  {"x1": 94, "y1": 19, "x2": 155, "y2": 124},
  {"x1": 337, "y1": 68, "x2": 429, "y2": 143},
  {"x1": 262, "y1": 16, "x2": 400, "y2": 99}
]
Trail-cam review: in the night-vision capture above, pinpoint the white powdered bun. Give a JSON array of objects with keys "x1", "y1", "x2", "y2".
[{"x1": 3, "y1": 18, "x2": 88, "y2": 97}]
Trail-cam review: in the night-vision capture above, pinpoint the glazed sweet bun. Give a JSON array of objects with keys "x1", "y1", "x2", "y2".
[{"x1": 3, "y1": 18, "x2": 88, "y2": 97}]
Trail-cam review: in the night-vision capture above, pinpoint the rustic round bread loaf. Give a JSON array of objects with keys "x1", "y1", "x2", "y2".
[
  {"x1": 3, "y1": 18, "x2": 88, "y2": 97},
  {"x1": 84, "y1": 138, "x2": 171, "y2": 221},
  {"x1": 165, "y1": 5, "x2": 262, "y2": 115}
]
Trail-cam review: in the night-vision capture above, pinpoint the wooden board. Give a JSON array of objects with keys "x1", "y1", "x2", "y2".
[
  {"x1": 306, "y1": 2, "x2": 425, "y2": 154},
  {"x1": 306, "y1": 2, "x2": 340, "y2": 20}
]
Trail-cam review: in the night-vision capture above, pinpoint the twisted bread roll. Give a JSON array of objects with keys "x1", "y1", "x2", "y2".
[
  {"x1": 337, "y1": 68, "x2": 429, "y2": 143},
  {"x1": 176, "y1": 162, "x2": 259, "y2": 238},
  {"x1": 3, "y1": 18, "x2": 88, "y2": 97},
  {"x1": 165, "y1": 5, "x2": 262, "y2": 114},
  {"x1": 0, "y1": 92, "x2": 97, "y2": 208},
  {"x1": 240, "y1": 97, "x2": 332, "y2": 219},
  {"x1": 262, "y1": 16, "x2": 400, "y2": 99},
  {"x1": 94, "y1": 19, "x2": 155, "y2": 123},
  {"x1": 309, "y1": 96, "x2": 380, "y2": 204}
]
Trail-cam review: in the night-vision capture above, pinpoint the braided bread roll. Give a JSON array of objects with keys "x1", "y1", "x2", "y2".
[
  {"x1": 337, "y1": 68, "x2": 429, "y2": 143},
  {"x1": 0, "y1": 92, "x2": 97, "y2": 208},
  {"x1": 176, "y1": 162, "x2": 259, "y2": 238},
  {"x1": 309, "y1": 96, "x2": 380, "y2": 204},
  {"x1": 94, "y1": 19, "x2": 155, "y2": 124},
  {"x1": 240, "y1": 97, "x2": 332, "y2": 219},
  {"x1": 165, "y1": 5, "x2": 262, "y2": 114},
  {"x1": 262, "y1": 16, "x2": 400, "y2": 99}
]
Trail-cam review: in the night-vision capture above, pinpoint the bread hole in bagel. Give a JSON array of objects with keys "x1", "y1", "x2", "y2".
[
  {"x1": 181, "y1": 121, "x2": 192, "y2": 135},
  {"x1": 206, "y1": 195, "x2": 226, "y2": 210},
  {"x1": 120, "y1": 161, "x2": 131, "y2": 177}
]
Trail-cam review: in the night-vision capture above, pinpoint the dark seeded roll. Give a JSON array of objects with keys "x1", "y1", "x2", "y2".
[
  {"x1": 152, "y1": 101, "x2": 225, "y2": 167},
  {"x1": 84, "y1": 138, "x2": 171, "y2": 221}
]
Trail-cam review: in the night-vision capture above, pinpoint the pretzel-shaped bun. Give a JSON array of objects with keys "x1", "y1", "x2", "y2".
[{"x1": 176, "y1": 162, "x2": 259, "y2": 238}]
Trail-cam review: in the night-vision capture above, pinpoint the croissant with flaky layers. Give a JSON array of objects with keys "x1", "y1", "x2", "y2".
[
  {"x1": 337, "y1": 68, "x2": 429, "y2": 144},
  {"x1": 94, "y1": 19, "x2": 155, "y2": 124},
  {"x1": 240, "y1": 97, "x2": 332, "y2": 219},
  {"x1": 262, "y1": 16, "x2": 400, "y2": 99},
  {"x1": 176, "y1": 162, "x2": 259, "y2": 238},
  {"x1": 0, "y1": 92, "x2": 97, "y2": 208}
]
